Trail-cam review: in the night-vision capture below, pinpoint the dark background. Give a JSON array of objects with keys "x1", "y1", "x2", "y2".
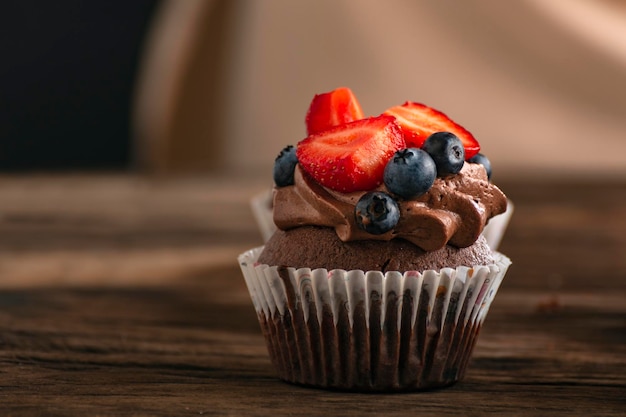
[{"x1": 0, "y1": 0, "x2": 160, "y2": 171}]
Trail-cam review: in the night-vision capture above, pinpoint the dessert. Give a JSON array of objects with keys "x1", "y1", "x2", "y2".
[{"x1": 239, "y1": 87, "x2": 512, "y2": 391}]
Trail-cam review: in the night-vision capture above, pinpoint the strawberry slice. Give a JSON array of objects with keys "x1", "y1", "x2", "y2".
[
  {"x1": 297, "y1": 115, "x2": 405, "y2": 192},
  {"x1": 305, "y1": 87, "x2": 365, "y2": 135},
  {"x1": 383, "y1": 102, "x2": 480, "y2": 159}
]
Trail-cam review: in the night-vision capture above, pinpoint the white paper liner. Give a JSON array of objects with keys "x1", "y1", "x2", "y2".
[
  {"x1": 482, "y1": 200, "x2": 514, "y2": 251},
  {"x1": 238, "y1": 247, "x2": 511, "y2": 391},
  {"x1": 251, "y1": 190, "x2": 276, "y2": 242},
  {"x1": 251, "y1": 189, "x2": 514, "y2": 251}
]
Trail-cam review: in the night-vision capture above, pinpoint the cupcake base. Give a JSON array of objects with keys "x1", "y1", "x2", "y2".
[{"x1": 239, "y1": 247, "x2": 511, "y2": 392}]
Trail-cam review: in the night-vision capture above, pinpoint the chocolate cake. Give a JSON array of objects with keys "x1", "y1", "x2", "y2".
[{"x1": 258, "y1": 226, "x2": 494, "y2": 273}]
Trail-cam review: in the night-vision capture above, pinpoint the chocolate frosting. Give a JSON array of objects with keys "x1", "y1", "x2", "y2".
[{"x1": 273, "y1": 164, "x2": 507, "y2": 251}]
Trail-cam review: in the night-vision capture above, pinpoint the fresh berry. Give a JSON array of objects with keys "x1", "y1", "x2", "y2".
[
  {"x1": 273, "y1": 145, "x2": 298, "y2": 187},
  {"x1": 383, "y1": 102, "x2": 480, "y2": 159},
  {"x1": 355, "y1": 192, "x2": 400, "y2": 234},
  {"x1": 468, "y1": 153, "x2": 492, "y2": 180},
  {"x1": 296, "y1": 115, "x2": 405, "y2": 192},
  {"x1": 383, "y1": 148, "x2": 436, "y2": 198},
  {"x1": 305, "y1": 87, "x2": 365, "y2": 135},
  {"x1": 422, "y1": 132, "x2": 465, "y2": 177}
]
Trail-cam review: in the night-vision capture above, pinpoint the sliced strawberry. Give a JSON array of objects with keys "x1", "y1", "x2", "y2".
[
  {"x1": 383, "y1": 101, "x2": 480, "y2": 159},
  {"x1": 297, "y1": 115, "x2": 405, "y2": 192},
  {"x1": 305, "y1": 87, "x2": 365, "y2": 135}
]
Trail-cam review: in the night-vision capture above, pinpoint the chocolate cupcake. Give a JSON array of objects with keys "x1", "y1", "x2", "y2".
[{"x1": 239, "y1": 87, "x2": 512, "y2": 391}]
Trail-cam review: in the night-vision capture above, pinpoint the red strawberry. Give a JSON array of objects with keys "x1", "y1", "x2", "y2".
[
  {"x1": 383, "y1": 102, "x2": 480, "y2": 159},
  {"x1": 297, "y1": 115, "x2": 405, "y2": 192},
  {"x1": 305, "y1": 87, "x2": 365, "y2": 135}
]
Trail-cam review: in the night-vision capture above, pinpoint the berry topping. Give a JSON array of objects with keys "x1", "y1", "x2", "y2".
[
  {"x1": 305, "y1": 87, "x2": 365, "y2": 135},
  {"x1": 296, "y1": 115, "x2": 405, "y2": 192},
  {"x1": 273, "y1": 145, "x2": 298, "y2": 187},
  {"x1": 468, "y1": 153, "x2": 492, "y2": 180},
  {"x1": 383, "y1": 148, "x2": 436, "y2": 199},
  {"x1": 422, "y1": 132, "x2": 465, "y2": 177},
  {"x1": 383, "y1": 102, "x2": 480, "y2": 159},
  {"x1": 355, "y1": 191, "x2": 400, "y2": 234}
]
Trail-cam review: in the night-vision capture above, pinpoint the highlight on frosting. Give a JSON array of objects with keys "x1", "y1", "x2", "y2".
[{"x1": 271, "y1": 87, "x2": 507, "y2": 251}]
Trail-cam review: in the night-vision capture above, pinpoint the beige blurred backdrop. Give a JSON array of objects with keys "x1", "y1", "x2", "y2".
[{"x1": 133, "y1": 0, "x2": 626, "y2": 180}]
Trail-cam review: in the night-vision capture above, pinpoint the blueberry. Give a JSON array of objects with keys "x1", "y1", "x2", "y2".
[
  {"x1": 273, "y1": 145, "x2": 298, "y2": 187},
  {"x1": 355, "y1": 192, "x2": 400, "y2": 235},
  {"x1": 383, "y1": 148, "x2": 436, "y2": 199},
  {"x1": 467, "y1": 153, "x2": 492, "y2": 180},
  {"x1": 422, "y1": 132, "x2": 465, "y2": 176}
]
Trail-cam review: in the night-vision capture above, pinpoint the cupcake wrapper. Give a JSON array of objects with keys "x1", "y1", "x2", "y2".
[
  {"x1": 482, "y1": 200, "x2": 514, "y2": 251},
  {"x1": 250, "y1": 190, "x2": 276, "y2": 243},
  {"x1": 251, "y1": 190, "x2": 514, "y2": 252},
  {"x1": 238, "y1": 247, "x2": 511, "y2": 392}
]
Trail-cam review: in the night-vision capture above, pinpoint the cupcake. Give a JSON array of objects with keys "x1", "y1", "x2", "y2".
[{"x1": 239, "y1": 87, "x2": 511, "y2": 391}]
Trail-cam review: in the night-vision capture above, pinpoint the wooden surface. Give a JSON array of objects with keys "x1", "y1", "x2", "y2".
[{"x1": 0, "y1": 174, "x2": 625, "y2": 416}]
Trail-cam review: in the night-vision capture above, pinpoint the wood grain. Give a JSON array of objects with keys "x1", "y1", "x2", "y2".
[{"x1": 0, "y1": 175, "x2": 624, "y2": 416}]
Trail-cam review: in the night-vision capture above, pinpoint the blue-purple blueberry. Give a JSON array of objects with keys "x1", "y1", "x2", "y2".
[
  {"x1": 468, "y1": 153, "x2": 492, "y2": 180},
  {"x1": 273, "y1": 145, "x2": 298, "y2": 187},
  {"x1": 422, "y1": 132, "x2": 465, "y2": 177},
  {"x1": 355, "y1": 192, "x2": 400, "y2": 235},
  {"x1": 383, "y1": 148, "x2": 436, "y2": 199}
]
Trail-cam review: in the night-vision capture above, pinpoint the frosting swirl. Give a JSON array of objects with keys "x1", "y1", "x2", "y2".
[{"x1": 273, "y1": 163, "x2": 507, "y2": 251}]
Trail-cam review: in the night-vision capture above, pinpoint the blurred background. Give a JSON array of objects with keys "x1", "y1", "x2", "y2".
[
  {"x1": 2, "y1": 2, "x2": 625, "y2": 408},
  {"x1": 2, "y1": 0, "x2": 626, "y2": 180}
]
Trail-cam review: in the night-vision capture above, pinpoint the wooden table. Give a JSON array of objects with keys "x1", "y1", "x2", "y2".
[{"x1": 1, "y1": 174, "x2": 624, "y2": 416}]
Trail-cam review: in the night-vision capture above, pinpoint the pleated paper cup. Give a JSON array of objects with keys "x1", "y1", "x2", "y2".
[
  {"x1": 238, "y1": 247, "x2": 511, "y2": 392},
  {"x1": 482, "y1": 200, "x2": 514, "y2": 251},
  {"x1": 251, "y1": 190, "x2": 514, "y2": 252},
  {"x1": 250, "y1": 190, "x2": 275, "y2": 243}
]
